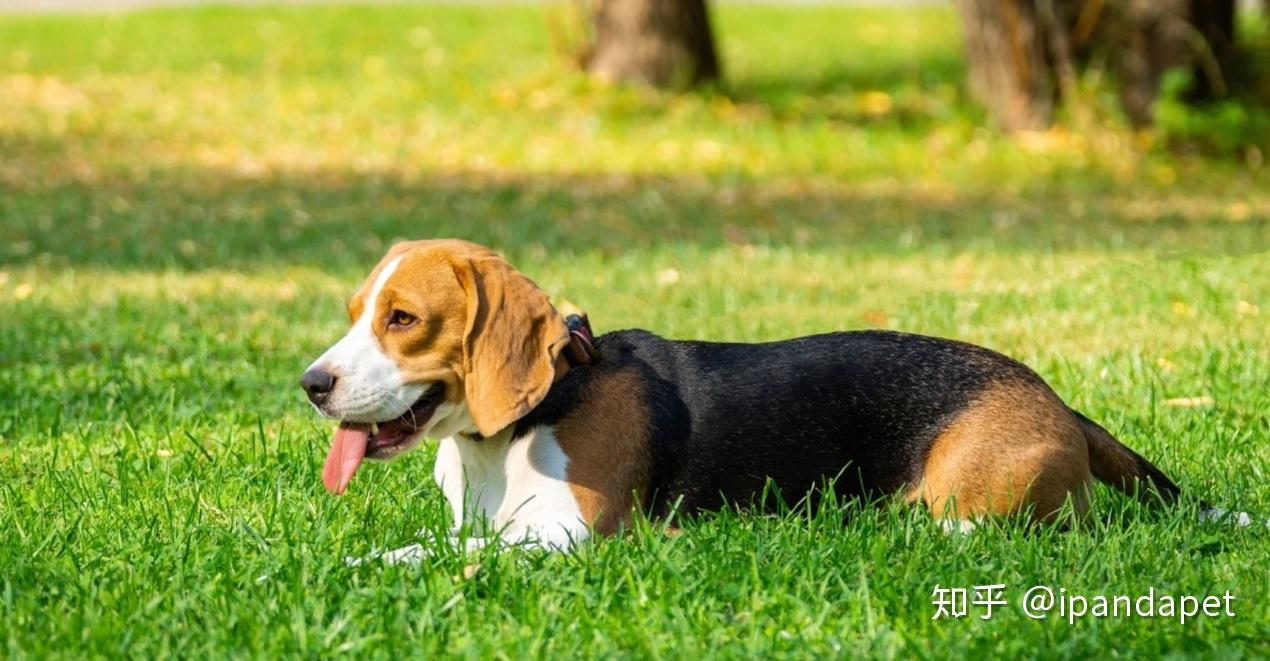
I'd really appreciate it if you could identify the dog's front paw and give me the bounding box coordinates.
[344,543,429,567]
[1198,507,1269,528]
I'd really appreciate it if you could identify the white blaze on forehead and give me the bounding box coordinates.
[353,255,402,338]
[310,256,426,422]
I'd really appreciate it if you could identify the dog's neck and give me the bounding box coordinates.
[460,313,598,444]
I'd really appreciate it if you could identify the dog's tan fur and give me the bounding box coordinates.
[911,378,1092,523]
[554,368,651,534]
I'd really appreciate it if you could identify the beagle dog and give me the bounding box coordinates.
[301,239,1192,553]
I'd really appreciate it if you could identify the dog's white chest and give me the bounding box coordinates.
[434,426,589,548]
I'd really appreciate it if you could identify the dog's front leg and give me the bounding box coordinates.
[490,425,591,551]
[498,521,587,551]
[434,437,466,530]
[380,535,490,564]
[351,527,581,566]
[344,440,474,567]
[347,532,492,566]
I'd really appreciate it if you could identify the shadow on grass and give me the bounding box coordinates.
[3,166,1267,272]
[723,52,972,129]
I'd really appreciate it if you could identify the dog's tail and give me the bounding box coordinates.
[1075,410,1268,527]
[1074,410,1182,505]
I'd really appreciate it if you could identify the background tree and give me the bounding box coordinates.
[956,0,1056,131]
[583,0,721,88]
[956,0,1240,130]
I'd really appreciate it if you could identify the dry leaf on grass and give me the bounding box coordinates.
[1164,396,1214,408]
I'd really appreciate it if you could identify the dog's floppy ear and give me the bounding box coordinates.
[452,253,569,437]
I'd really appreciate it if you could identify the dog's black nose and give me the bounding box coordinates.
[300,368,337,404]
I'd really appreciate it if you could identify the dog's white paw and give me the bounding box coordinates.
[1198,507,1269,528]
[344,533,496,567]
[344,543,430,567]
[938,519,978,535]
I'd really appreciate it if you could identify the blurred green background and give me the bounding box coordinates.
[1,1,1267,657]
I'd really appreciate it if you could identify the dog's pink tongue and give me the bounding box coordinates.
[322,423,370,495]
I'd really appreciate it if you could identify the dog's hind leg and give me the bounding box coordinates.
[912,378,1093,526]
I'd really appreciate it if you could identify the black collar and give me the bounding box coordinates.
[562,313,599,367]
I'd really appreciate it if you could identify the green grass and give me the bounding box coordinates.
[1,3,1268,658]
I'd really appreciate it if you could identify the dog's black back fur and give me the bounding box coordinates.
[516,329,1045,516]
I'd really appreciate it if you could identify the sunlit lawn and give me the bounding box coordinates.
[1,3,1268,657]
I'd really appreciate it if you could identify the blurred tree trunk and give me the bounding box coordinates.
[1187,0,1236,95]
[585,0,721,88]
[1112,0,1193,125]
[955,0,1239,130]
[1111,0,1236,125]
[955,0,1055,131]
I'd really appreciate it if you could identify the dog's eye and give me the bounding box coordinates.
[388,309,417,329]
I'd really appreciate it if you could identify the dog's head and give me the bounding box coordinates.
[301,239,569,494]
